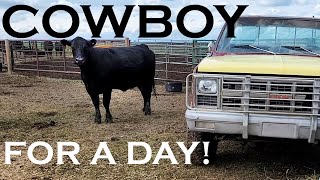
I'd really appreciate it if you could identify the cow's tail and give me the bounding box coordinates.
[152,53,157,99]
[152,80,157,99]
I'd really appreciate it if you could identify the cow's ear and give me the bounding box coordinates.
[89,39,97,47]
[61,39,71,46]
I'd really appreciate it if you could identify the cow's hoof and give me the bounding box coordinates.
[144,110,152,116]
[106,114,113,123]
[95,119,102,124]
[106,118,114,124]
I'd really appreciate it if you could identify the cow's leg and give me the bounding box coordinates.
[138,85,146,113]
[139,84,152,115]
[103,89,113,123]
[90,93,102,124]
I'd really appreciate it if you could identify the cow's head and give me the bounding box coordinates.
[61,37,97,66]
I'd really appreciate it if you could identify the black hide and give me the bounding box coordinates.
[61,37,156,124]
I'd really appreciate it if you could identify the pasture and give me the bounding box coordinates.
[0,74,319,179]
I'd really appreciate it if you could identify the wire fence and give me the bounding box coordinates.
[0,39,215,82]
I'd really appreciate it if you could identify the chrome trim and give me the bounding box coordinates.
[186,110,320,141]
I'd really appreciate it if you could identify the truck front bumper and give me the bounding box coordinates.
[186,109,320,143]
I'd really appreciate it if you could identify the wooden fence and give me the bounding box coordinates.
[0,38,214,82]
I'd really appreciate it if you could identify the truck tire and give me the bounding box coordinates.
[187,130,218,165]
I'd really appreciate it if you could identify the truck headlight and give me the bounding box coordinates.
[198,79,218,94]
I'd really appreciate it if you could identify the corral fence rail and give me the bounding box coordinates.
[132,39,215,82]
[0,38,215,82]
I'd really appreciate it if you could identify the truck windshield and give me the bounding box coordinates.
[216,17,320,56]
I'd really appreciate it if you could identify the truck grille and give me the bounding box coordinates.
[193,75,320,115]
[197,95,218,106]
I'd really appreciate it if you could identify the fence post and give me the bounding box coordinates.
[165,44,169,81]
[63,45,66,74]
[35,41,40,76]
[192,40,197,69]
[5,40,12,74]
[1,41,5,66]
[125,38,130,47]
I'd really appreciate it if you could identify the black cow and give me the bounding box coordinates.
[44,41,54,59]
[55,42,63,56]
[61,37,156,124]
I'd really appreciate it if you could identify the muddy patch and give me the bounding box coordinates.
[11,84,34,88]
[32,121,56,130]
[0,90,15,96]
[73,103,91,108]
[35,111,58,117]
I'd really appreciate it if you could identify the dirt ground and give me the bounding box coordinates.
[0,73,319,180]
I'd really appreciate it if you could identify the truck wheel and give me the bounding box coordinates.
[187,130,218,165]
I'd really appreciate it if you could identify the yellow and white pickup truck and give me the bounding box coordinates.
[186,16,320,164]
